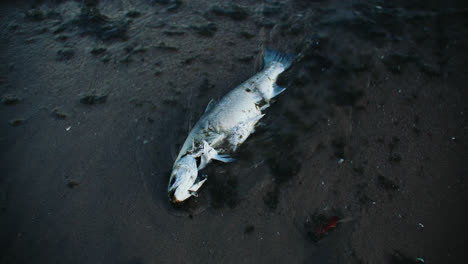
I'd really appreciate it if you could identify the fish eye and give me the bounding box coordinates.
[170,177,176,186]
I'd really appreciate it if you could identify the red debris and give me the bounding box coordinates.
[316,216,340,234]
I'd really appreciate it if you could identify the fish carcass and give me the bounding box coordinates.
[168,49,295,203]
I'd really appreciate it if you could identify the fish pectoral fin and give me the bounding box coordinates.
[249,114,265,124]
[198,141,218,170]
[204,99,217,113]
[189,178,207,193]
[189,190,198,197]
[213,154,235,163]
[198,155,209,170]
[272,83,287,98]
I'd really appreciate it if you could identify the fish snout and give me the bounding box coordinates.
[169,187,192,203]
[168,154,199,203]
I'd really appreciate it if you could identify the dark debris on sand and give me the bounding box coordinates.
[304,213,340,243]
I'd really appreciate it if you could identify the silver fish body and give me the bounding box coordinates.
[168,49,295,203]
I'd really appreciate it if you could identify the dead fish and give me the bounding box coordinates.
[168,49,295,203]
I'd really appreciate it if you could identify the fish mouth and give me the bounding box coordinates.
[168,189,176,203]
[168,187,190,204]
[168,188,183,203]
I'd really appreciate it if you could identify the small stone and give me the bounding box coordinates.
[210,3,248,20]
[56,48,75,61]
[190,23,217,37]
[244,225,255,234]
[8,23,19,31]
[67,181,79,188]
[52,107,67,119]
[119,54,132,63]
[90,47,107,55]
[101,55,111,63]
[125,10,142,18]
[153,42,178,51]
[239,31,254,39]
[163,30,185,36]
[54,34,69,42]
[237,55,253,63]
[2,94,20,105]
[79,92,108,105]
[9,118,24,126]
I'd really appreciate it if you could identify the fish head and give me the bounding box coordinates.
[168,154,199,203]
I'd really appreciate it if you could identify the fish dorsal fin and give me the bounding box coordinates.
[205,99,216,113]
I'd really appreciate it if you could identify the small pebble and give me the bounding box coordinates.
[2,94,20,105]
[9,119,24,126]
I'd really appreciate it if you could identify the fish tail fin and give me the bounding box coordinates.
[264,48,295,69]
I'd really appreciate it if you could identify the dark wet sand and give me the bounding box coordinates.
[1,0,467,263]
